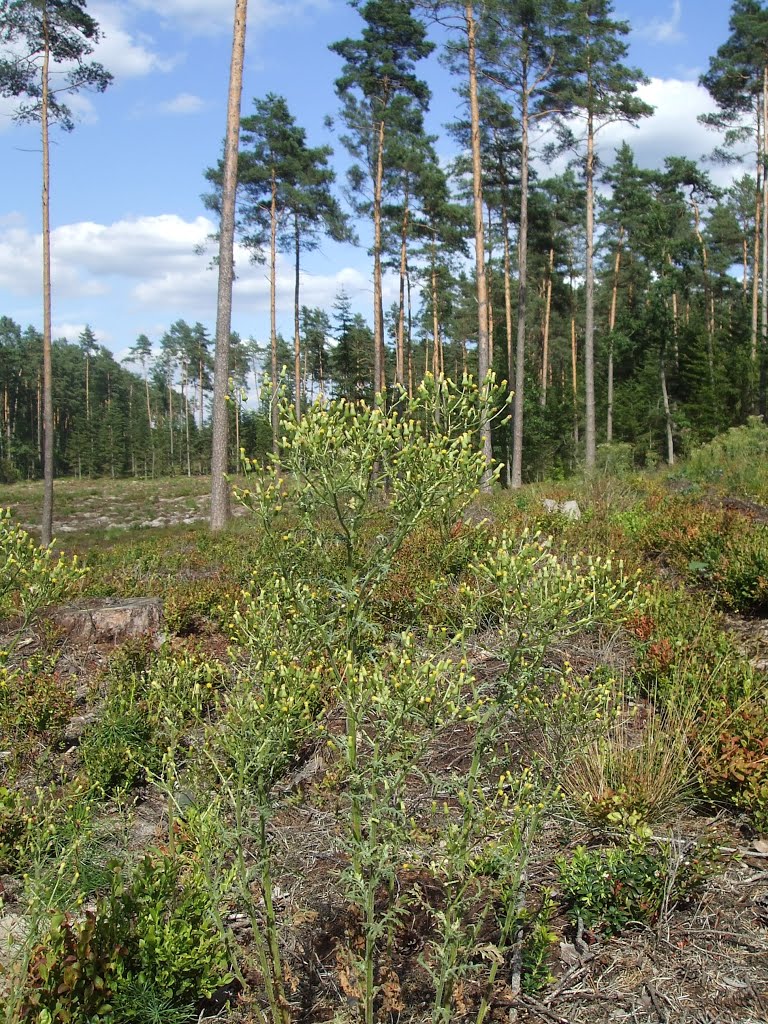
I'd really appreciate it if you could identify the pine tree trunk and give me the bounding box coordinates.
[144,369,155,478]
[511,72,529,489]
[373,114,387,395]
[183,371,191,477]
[294,211,302,420]
[431,257,441,376]
[168,383,174,467]
[210,0,248,531]
[571,315,579,445]
[270,170,279,450]
[198,359,204,432]
[691,198,715,384]
[487,204,494,368]
[396,186,409,386]
[584,109,596,470]
[85,352,91,475]
[607,228,623,443]
[502,206,513,401]
[466,1,492,485]
[751,120,761,375]
[541,246,554,410]
[406,261,413,397]
[40,9,54,546]
[661,352,674,466]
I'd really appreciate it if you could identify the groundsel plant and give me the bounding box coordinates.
[420,718,549,1024]
[0,507,87,639]
[469,528,640,691]
[331,638,477,1024]
[235,374,506,659]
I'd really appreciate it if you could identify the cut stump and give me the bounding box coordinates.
[50,597,163,646]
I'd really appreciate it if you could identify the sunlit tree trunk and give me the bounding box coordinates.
[293,212,302,420]
[396,186,409,386]
[270,170,279,450]
[211,0,248,531]
[431,257,441,376]
[511,65,530,489]
[466,1,492,485]
[606,227,623,442]
[541,246,554,410]
[41,9,53,545]
[661,351,674,466]
[584,108,596,470]
[373,114,387,394]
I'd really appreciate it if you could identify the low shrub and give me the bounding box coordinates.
[18,847,231,1023]
[557,831,718,935]
[681,417,768,501]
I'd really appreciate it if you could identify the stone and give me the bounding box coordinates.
[541,498,582,520]
[0,914,27,967]
[560,500,582,520]
[50,597,163,646]
[63,710,101,746]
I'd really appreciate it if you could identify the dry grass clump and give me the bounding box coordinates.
[562,694,703,828]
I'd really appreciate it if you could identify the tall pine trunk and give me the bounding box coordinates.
[606,227,623,442]
[511,69,529,489]
[502,205,513,399]
[396,185,410,387]
[466,3,492,485]
[541,246,554,410]
[373,114,386,394]
[41,8,54,545]
[270,170,279,451]
[431,253,442,376]
[210,0,248,531]
[584,108,596,470]
[294,211,302,420]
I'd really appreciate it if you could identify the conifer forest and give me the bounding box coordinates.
[1,3,768,1024]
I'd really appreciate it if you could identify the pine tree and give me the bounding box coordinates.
[700,0,768,405]
[477,0,570,486]
[331,0,434,395]
[557,0,653,470]
[211,0,248,532]
[0,0,112,542]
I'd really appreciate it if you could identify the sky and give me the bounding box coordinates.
[0,0,738,364]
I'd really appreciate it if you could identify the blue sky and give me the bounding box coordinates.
[0,0,737,363]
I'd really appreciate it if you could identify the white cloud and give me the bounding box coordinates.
[157,92,206,115]
[0,218,108,300]
[128,0,330,36]
[594,77,748,187]
[536,77,751,197]
[91,2,177,77]
[52,215,214,279]
[52,322,111,343]
[0,212,389,333]
[133,246,390,317]
[637,0,685,46]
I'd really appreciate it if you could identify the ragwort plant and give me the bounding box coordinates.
[235,374,505,660]
[329,641,478,1024]
[0,508,87,631]
[468,528,639,695]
